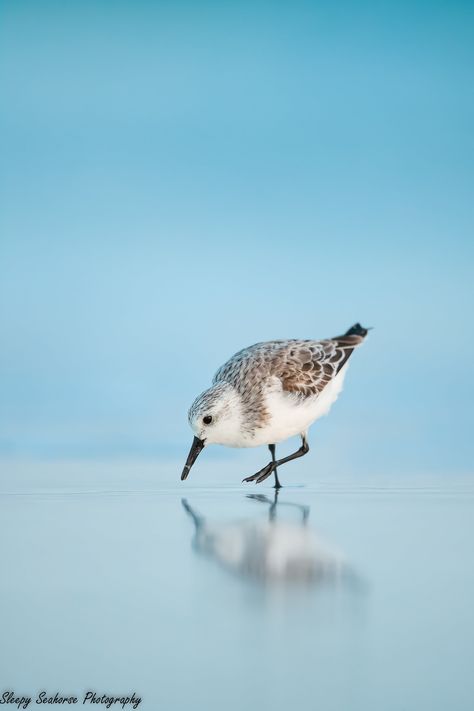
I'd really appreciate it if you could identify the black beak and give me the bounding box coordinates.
[181,436,205,481]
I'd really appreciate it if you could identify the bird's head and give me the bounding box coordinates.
[181,382,242,480]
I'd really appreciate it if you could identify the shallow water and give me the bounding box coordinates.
[1,459,473,711]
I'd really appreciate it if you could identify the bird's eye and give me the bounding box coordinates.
[203,415,213,425]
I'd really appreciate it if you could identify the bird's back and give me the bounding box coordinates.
[213,323,368,400]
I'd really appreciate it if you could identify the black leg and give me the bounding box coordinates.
[268,444,281,489]
[243,435,309,485]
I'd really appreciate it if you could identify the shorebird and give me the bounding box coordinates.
[181,323,369,487]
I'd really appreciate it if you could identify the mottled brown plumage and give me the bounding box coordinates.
[214,334,364,397]
[183,323,369,486]
[211,331,365,431]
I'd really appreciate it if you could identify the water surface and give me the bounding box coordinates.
[1,460,473,711]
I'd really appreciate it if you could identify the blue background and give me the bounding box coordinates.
[1,0,473,473]
[1,6,474,711]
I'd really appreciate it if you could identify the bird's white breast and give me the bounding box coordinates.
[246,365,349,447]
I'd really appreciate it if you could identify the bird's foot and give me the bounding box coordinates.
[242,462,275,484]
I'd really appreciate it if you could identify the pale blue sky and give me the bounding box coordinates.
[0,0,473,472]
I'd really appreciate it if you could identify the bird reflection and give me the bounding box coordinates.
[182,492,350,587]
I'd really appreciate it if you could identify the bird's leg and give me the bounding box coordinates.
[243,435,309,485]
[268,443,281,489]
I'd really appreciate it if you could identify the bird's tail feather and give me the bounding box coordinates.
[344,322,370,338]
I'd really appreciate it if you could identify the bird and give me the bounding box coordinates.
[181,322,369,488]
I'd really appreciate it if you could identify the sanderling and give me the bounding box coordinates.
[181,323,369,487]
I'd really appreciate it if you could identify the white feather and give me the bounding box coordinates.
[238,364,349,447]
[192,365,349,448]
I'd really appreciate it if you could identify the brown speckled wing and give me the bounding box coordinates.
[213,334,365,401]
[277,335,364,397]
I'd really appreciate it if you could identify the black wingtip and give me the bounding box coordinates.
[344,323,372,338]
